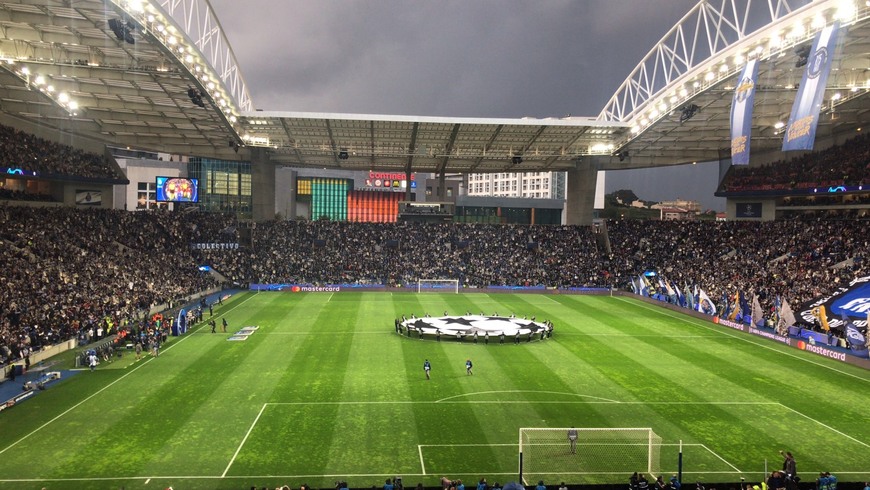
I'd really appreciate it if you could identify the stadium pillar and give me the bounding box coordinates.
[565,158,599,225]
[250,147,276,222]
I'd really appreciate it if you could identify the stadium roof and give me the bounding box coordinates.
[0,0,867,173]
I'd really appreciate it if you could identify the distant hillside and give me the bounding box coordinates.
[599,189,716,220]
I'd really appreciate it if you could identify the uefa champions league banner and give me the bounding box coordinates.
[730,58,759,165]
[799,274,870,357]
[782,22,840,151]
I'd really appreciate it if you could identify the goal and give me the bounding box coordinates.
[416,279,459,293]
[519,427,662,485]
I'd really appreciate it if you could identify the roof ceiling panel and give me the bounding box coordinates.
[0,0,866,170]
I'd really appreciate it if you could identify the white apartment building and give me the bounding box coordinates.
[466,171,566,199]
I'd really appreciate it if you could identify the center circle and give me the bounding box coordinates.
[398,315,552,340]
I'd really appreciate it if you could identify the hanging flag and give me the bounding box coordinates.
[811,305,831,331]
[684,284,695,310]
[774,296,783,330]
[840,312,867,350]
[728,290,741,321]
[721,291,731,318]
[782,22,840,151]
[739,290,751,323]
[696,289,717,316]
[730,58,759,164]
[778,299,797,335]
[751,293,764,327]
[637,275,649,297]
[673,280,686,307]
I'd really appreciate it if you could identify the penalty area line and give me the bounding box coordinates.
[418,445,426,475]
[778,403,870,449]
[223,403,268,478]
[700,443,742,473]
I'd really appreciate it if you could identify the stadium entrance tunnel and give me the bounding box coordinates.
[397,315,553,342]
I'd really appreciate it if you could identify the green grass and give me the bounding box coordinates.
[0,292,867,490]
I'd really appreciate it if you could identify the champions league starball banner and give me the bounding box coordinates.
[782,22,840,151]
[730,58,759,165]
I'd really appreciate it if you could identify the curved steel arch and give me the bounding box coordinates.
[598,0,814,123]
[150,0,254,112]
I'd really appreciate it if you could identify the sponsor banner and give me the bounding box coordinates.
[782,22,840,151]
[730,58,759,165]
[735,202,761,218]
[190,243,240,250]
[748,326,792,345]
[796,340,850,361]
[4,166,38,177]
[75,190,101,206]
[800,275,870,330]
[364,171,417,191]
[250,284,388,292]
[715,317,746,332]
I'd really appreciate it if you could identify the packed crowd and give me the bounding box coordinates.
[0,187,55,202]
[0,206,236,367]
[720,132,870,192]
[2,204,868,368]
[0,122,124,180]
[605,218,867,320]
[199,220,606,288]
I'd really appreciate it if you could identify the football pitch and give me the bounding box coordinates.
[0,291,867,490]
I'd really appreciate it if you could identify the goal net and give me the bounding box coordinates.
[416,279,459,293]
[519,427,662,485]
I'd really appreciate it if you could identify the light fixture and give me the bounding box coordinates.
[108,18,135,44]
[680,104,700,123]
[511,155,523,165]
[338,149,349,160]
[795,44,811,67]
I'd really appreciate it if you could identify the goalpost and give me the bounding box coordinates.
[416,278,460,293]
[519,427,662,485]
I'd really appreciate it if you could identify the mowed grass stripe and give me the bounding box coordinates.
[0,292,868,490]
[582,296,870,470]
[0,292,274,478]
[230,293,362,476]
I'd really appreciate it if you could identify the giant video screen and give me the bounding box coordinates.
[155,177,199,202]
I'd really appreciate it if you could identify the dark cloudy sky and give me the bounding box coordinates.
[208,0,725,210]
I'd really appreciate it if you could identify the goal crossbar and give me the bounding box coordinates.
[416,279,459,293]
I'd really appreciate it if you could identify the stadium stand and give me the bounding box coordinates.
[197,221,605,288]
[1,117,868,373]
[719,132,870,193]
[3,206,869,369]
[0,206,235,368]
[0,122,124,181]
